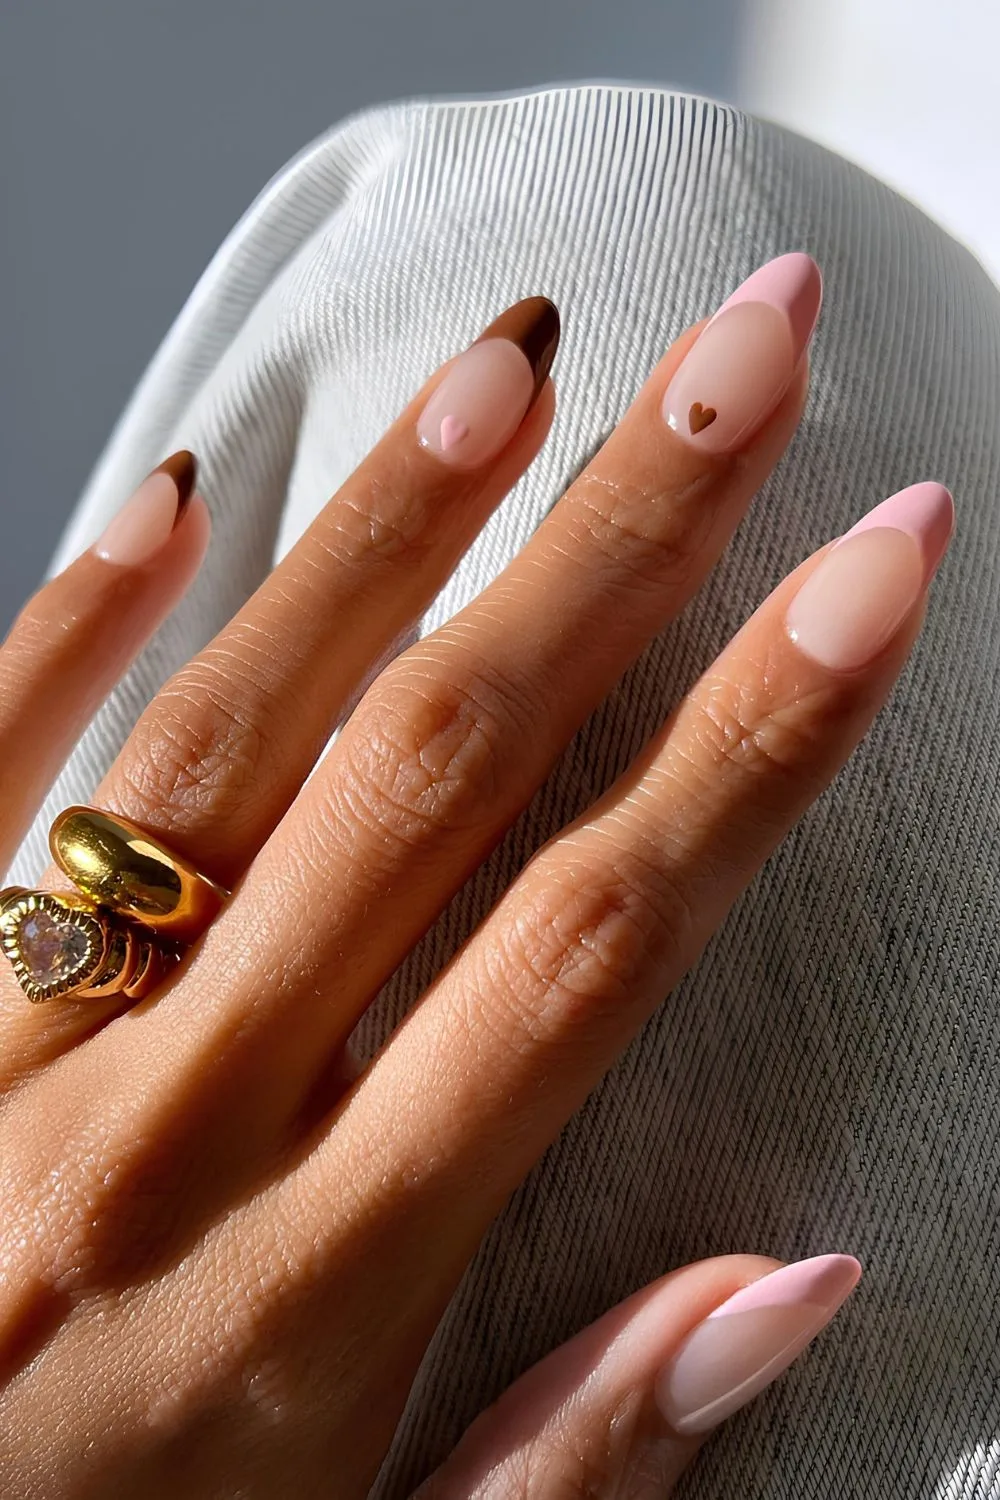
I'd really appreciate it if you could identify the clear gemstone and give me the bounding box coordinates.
[19,909,92,986]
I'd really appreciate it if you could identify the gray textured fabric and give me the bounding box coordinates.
[11,84,1000,1497]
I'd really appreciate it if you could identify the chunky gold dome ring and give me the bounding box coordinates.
[0,807,229,1004]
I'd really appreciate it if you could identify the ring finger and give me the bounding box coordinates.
[75,297,562,886]
[0,298,560,1068]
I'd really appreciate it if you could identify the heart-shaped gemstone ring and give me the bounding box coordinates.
[0,887,172,1005]
[0,806,228,1005]
[0,889,106,1001]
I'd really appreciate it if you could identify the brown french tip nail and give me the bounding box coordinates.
[415,297,561,471]
[473,296,561,400]
[94,450,199,567]
[153,449,198,522]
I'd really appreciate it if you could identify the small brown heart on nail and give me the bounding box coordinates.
[689,401,717,434]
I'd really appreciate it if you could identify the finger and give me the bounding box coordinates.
[80,298,559,886]
[280,482,951,1314]
[416,1254,860,1499]
[0,454,209,871]
[170,252,820,1109]
[0,300,556,1074]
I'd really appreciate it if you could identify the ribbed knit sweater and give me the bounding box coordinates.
[13,85,1000,1498]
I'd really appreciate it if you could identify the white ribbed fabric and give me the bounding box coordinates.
[13,85,1000,1498]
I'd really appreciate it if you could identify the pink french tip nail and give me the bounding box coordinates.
[707,251,824,359]
[656,1254,862,1436]
[661,251,823,455]
[835,480,955,583]
[785,481,955,672]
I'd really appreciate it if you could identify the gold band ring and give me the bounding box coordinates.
[49,806,228,944]
[0,807,228,1004]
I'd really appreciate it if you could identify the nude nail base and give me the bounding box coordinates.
[660,252,823,455]
[416,297,560,470]
[93,451,198,567]
[785,482,954,670]
[656,1254,861,1436]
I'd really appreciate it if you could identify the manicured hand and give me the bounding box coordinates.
[0,256,952,1497]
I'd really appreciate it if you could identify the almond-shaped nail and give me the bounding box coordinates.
[93,451,198,567]
[656,1254,861,1436]
[662,252,822,454]
[416,296,560,470]
[785,481,955,670]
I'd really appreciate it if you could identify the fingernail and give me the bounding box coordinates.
[93,450,198,566]
[656,1254,861,1436]
[661,251,822,454]
[785,481,955,671]
[416,296,560,470]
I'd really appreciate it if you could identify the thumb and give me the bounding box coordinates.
[414,1252,861,1498]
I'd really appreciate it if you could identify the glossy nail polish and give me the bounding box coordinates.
[785,481,955,670]
[656,1254,861,1436]
[93,450,198,566]
[661,252,823,454]
[416,296,560,470]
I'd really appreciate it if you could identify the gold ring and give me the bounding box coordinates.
[0,887,177,1003]
[49,806,228,943]
[0,807,228,1004]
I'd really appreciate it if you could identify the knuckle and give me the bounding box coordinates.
[119,654,274,831]
[501,855,685,1026]
[693,661,830,783]
[335,660,529,857]
[558,1388,645,1499]
[3,595,51,664]
[495,1448,537,1500]
[567,470,708,594]
[0,586,78,702]
[459,1389,645,1500]
[317,474,437,573]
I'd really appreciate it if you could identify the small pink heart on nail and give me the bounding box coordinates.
[439,414,470,452]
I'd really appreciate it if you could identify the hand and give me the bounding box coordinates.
[0,255,953,1498]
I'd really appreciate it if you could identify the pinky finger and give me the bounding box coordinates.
[414,1253,861,1499]
[0,452,210,868]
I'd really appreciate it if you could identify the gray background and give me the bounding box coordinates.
[0,0,738,631]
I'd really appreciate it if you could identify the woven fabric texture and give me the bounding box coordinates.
[12,85,1000,1498]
